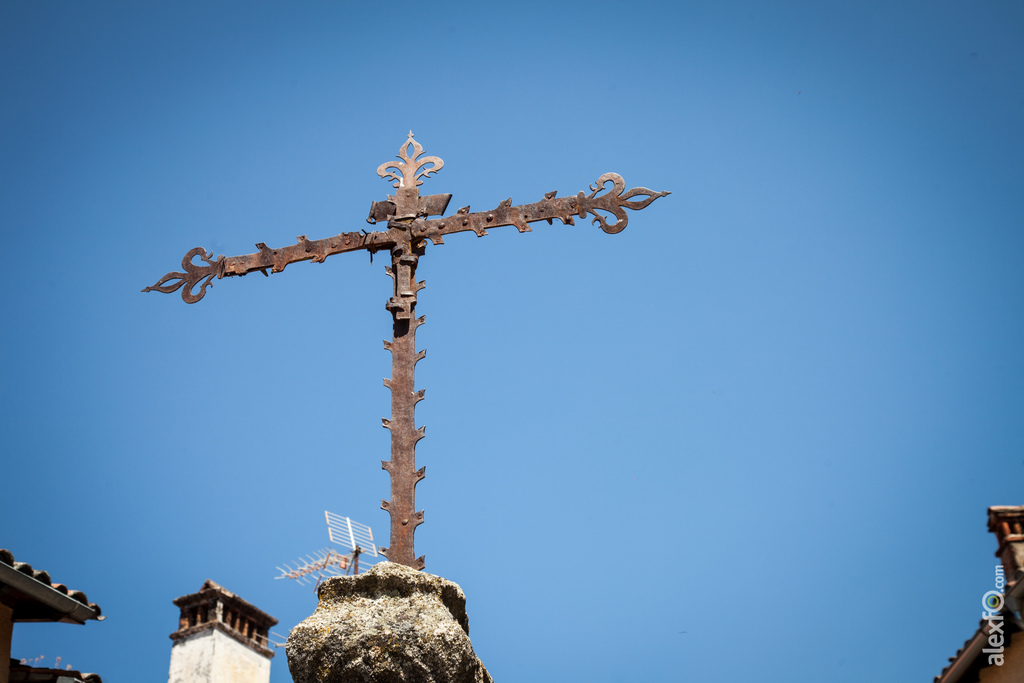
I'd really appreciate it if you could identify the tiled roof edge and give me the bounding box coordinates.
[0,550,101,622]
[7,663,102,683]
[934,572,1024,683]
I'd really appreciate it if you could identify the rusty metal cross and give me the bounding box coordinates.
[144,133,669,570]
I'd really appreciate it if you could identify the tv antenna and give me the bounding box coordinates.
[275,512,380,590]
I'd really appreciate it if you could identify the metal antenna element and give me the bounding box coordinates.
[274,548,352,587]
[325,511,378,556]
[275,513,380,588]
[146,133,670,570]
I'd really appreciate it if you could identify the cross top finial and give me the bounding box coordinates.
[376,133,444,190]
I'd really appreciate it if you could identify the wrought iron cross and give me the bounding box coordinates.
[144,133,669,570]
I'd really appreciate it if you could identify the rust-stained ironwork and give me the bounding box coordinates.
[144,132,669,570]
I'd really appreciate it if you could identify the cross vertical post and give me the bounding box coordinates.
[380,240,427,569]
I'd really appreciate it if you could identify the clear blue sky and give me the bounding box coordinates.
[2,1,1021,682]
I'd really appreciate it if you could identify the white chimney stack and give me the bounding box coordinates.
[167,580,277,683]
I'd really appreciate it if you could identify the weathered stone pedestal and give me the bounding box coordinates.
[286,562,492,683]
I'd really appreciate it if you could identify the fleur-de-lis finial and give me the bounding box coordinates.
[376,132,444,189]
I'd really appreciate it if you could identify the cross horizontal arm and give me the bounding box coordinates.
[142,172,668,304]
[142,227,401,303]
[411,172,669,243]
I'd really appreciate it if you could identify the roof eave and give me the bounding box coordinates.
[935,571,1024,683]
[0,562,101,624]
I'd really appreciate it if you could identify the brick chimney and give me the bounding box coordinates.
[167,580,277,683]
[988,506,1024,582]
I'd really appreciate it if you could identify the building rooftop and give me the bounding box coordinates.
[8,662,102,683]
[0,549,102,624]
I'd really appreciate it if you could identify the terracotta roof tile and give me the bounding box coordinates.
[0,549,101,620]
